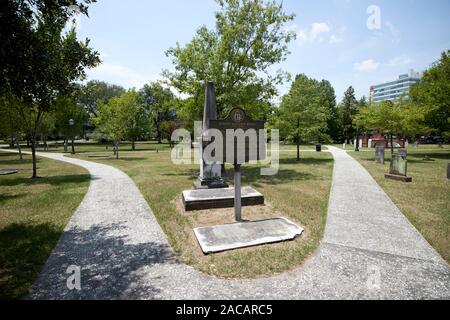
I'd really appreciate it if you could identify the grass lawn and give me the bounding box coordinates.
[350,146,450,264]
[72,145,334,278]
[0,152,89,299]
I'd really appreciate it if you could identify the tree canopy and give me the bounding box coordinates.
[78,80,126,116]
[410,50,450,139]
[93,90,146,157]
[139,82,176,143]
[338,86,358,143]
[278,74,330,160]
[164,0,296,121]
[0,0,100,177]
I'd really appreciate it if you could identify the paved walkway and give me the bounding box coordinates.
[1,147,449,299]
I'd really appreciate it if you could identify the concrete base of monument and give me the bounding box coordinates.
[385,173,412,182]
[192,178,229,190]
[193,217,303,254]
[0,169,18,175]
[182,186,264,211]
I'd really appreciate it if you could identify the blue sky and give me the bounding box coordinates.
[74,0,450,102]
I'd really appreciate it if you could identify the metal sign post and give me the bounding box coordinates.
[234,163,242,221]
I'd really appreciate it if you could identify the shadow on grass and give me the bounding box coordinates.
[278,157,333,165]
[240,167,317,186]
[0,222,178,300]
[407,152,450,161]
[28,142,172,154]
[0,174,91,187]
[0,193,28,203]
[26,223,177,299]
[162,168,198,181]
[0,158,38,166]
[0,223,62,300]
[114,157,147,161]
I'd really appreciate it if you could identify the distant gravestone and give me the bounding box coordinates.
[375,145,385,164]
[385,149,412,182]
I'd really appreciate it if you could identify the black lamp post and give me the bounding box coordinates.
[355,126,360,152]
[69,118,75,154]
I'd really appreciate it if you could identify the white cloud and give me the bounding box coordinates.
[387,55,413,67]
[86,62,159,89]
[329,35,344,44]
[297,29,308,43]
[291,22,343,45]
[385,21,401,43]
[99,52,110,59]
[310,22,331,40]
[354,59,380,71]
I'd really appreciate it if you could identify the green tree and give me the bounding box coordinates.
[78,80,126,117]
[355,100,429,156]
[54,96,89,153]
[410,50,450,140]
[160,120,180,148]
[0,94,25,159]
[279,74,329,161]
[139,82,176,144]
[319,80,341,142]
[93,90,146,158]
[0,0,100,178]
[338,86,358,144]
[37,112,55,151]
[164,0,295,121]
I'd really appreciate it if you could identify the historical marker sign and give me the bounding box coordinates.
[209,108,266,165]
[208,108,266,221]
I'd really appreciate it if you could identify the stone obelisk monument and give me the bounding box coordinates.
[193,81,228,189]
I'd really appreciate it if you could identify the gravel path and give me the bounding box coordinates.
[2,148,448,299]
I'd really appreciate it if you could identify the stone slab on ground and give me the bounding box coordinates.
[182,186,264,211]
[87,155,111,158]
[0,169,18,175]
[193,217,303,254]
[385,173,412,182]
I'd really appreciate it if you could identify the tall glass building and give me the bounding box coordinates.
[369,69,422,103]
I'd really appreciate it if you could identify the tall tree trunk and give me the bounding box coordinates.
[390,134,394,157]
[10,135,14,148]
[131,139,135,151]
[30,136,37,178]
[15,134,23,160]
[71,137,75,154]
[296,118,300,161]
[116,141,119,159]
[157,124,162,144]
